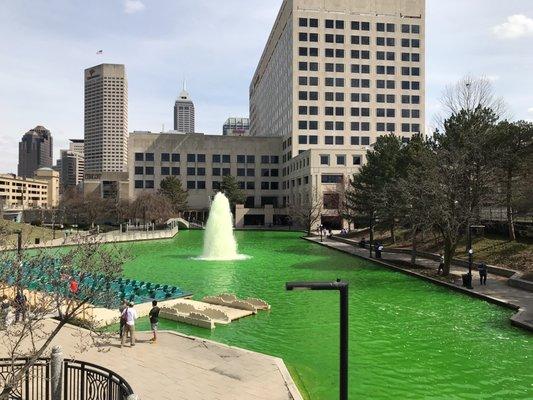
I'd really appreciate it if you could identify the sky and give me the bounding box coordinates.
[0,0,532,173]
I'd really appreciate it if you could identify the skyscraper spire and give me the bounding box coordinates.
[174,80,195,133]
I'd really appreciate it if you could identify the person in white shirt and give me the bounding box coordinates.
[121,302,138,347]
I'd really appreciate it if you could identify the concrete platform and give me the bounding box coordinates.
[0,319,303,400]
[173,299,256,322]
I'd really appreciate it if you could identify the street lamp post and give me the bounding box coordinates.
[286,280,349,400]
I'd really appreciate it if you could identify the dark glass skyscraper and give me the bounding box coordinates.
[18,125,53,178]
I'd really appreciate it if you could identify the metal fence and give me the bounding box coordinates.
[0,354,135,400]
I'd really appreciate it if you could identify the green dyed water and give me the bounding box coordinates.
[120,230,532,399]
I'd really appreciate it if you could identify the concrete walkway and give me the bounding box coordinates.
[306,236,533,332]
[0,319,302,400]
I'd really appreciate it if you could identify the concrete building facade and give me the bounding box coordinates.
[0,168,59,210]
[128,132,285,225]
[18,126,53,178]
[250,0,425,227]
[173,89,195,133]
[84,64,128,174]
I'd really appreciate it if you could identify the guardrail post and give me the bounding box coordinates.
[50,346,63,400]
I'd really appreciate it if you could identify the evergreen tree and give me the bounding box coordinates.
[159,176,188,212]
[220,175,246,209]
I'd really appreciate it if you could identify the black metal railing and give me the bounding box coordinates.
[0,358,134,400]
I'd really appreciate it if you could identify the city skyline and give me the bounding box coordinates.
[0,0,532,173]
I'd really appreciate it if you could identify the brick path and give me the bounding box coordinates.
[305,236,533,332]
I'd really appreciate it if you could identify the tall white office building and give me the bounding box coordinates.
[84,64,128,174]
[249,0,425,227]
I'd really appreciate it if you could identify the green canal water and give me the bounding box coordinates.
[119,230,532,399]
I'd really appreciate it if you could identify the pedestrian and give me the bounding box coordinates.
[121,301,137,347]
[118,299,128,339]
[478,262,488,286]
[377,243,384,259]
[149,300,160,343]
[437,254,445,275]
[1,295,10,328]
[69,277,79,295]
[14,290,27,323]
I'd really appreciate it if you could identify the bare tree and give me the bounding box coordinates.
[0,234,128,399]
[288,187,323,236]
[440,75,507,118]
[130,192,174,226]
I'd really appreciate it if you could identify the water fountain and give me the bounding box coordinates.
[197,192,248,261]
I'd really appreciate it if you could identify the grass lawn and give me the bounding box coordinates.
[0,219,64,247]
[348,228,533,272]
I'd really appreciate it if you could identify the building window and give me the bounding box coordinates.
[212,154,221,163]
[187,181,195,189]
[197,154,206,163]
[171,153,180,162]
[187,167,195,176]
[135,153,144,161]
[187,154,195,162]
[145,180,154,189]
[161,153,170,162]
[336,155,346,165]
[134,166,143,175]
[197,181,206,189]
[320,155,330,165]
[197,167,205,176]
[237,168,245,177]
[161,167,170,175]
[145,153,154,162]
[171,167,180,175]
[134,180,143,189]
[145,166,154,175]
[237,155,246,163]
[247,181,255,190]
[321,175,343,184]
[222,154,231,163]
[361,136,370,145]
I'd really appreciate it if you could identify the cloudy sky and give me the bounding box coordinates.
[0,0,532,173]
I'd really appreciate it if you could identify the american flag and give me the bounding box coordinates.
[96,50,103,55]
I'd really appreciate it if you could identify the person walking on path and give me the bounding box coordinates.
[149,300,160,343]
[14,290,27,323]
[478,262,488,286]
[118,300,128,339]
[121,302,137,348]
[437,254,445,275]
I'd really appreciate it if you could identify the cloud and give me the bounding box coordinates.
[528,107,533,114]
[492,14,533,39]
[124,0,145,14]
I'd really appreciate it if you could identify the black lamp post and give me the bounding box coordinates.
[286,280,349,400]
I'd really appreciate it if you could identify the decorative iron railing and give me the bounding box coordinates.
[0,356,135,400]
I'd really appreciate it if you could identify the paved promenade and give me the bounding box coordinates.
[306,236,533,332]
[0,320,302,400]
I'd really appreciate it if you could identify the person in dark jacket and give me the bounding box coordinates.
[478,262,488,285]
